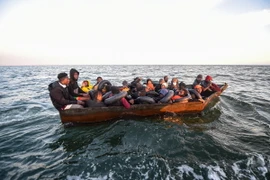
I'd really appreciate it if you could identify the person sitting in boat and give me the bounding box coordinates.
[106,86,133,109]
[201,75,221,97]
[171,82,188,100]
[86,89,106,107]
[169,78,179,92]
[163,76,169,88]
[131,77,144,92]
[93,76,103,90]
[192,74,203,88]
[81,80,93,93]
[120,80,130,92]
[145,79,155,92]
[48,72,85,111]
[190,84,205,102]
[159,83,169,98]
[68,68,90,100]
[155,78,165,93]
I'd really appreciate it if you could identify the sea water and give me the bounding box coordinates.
[0,65,269,179]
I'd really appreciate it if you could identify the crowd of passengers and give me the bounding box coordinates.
[48,68,221,111]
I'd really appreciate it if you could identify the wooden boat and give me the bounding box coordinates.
[60,83,228,124]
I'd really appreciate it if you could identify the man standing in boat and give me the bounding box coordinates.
[48,72,85,111]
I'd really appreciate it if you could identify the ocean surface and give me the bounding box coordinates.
[0,65,269,180]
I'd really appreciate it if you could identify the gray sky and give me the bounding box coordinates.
[0,0,270,65]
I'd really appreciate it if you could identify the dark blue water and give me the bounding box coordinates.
[0,65,269,179]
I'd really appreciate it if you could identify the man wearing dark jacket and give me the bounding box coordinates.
[68,68,89,98]
[48,72,84,111]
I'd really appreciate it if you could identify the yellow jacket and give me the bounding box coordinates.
[81,80,93,93]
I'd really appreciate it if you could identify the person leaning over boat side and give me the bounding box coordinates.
[93,77,103,90]
[200,75,221,97]
[68,68,90,100]
[145,79,155,92]
[48,73,85,111]
[192,74,203,88]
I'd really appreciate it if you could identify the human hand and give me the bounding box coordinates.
[77,100,85,105]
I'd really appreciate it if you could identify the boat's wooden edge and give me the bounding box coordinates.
[59,83,228,123]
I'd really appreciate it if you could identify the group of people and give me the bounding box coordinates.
[48,68,221,111]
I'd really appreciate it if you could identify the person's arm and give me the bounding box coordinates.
[51,88,77,106]
[121,98,131,109]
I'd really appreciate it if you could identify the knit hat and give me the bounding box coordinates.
[57,72,68,80]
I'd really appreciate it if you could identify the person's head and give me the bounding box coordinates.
[101,84,111,94]
[194,85,202,94]
[171,78,178,87]
[161,83,167,89]
[164,76,169,82]
[96,77,103,83]
[93,90,103,102]
[82,80,89,87]
[196,74,203,81]
[159,79,165,84]
[122,80,128,87]
[58,72,70,85]
[146,79,153,85]
[205,75,213,83]
[179,82,186,89]
[111,86,120,95]
[134,77,142,83]
[69,68,79,81]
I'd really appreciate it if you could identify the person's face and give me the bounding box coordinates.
[97,78,102,83]
[196,77,202,81]
[164,77,168,82]
[62,77,70,85]
[82,81,87,87]
[74,72,79,80]
[147,80,152,85]
[160,80,165,84]
[161,85,166,89]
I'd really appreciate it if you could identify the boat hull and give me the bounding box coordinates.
[60,83,228,124]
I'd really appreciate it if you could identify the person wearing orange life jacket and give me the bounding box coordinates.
[145,79,155,92]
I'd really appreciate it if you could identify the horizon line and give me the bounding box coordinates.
[0,64,270,67]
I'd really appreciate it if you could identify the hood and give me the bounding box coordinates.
[48,81,61,92]
[70,68,79,81]
[85,80,92,88]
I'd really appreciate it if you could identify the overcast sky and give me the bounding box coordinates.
[0,0,270,65]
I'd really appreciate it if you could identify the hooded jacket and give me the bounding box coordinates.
[68,68,85,97]
[81,80,93,93]
[48,81,77,111]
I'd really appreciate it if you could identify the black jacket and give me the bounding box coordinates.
[48,81,77,111]
[68,68,85,97]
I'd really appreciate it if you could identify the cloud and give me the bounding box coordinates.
[217,0,270,14]
[0,0,269,65]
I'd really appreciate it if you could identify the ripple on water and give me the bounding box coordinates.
[0,65,270,179]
